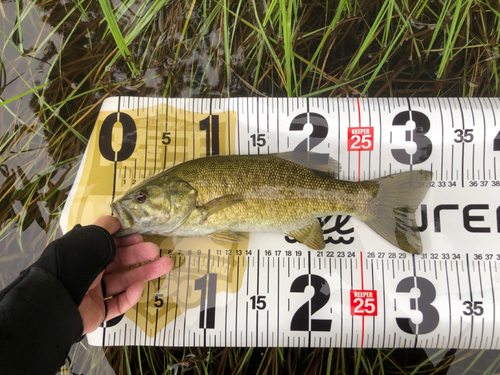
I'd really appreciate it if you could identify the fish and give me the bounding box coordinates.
[111,152,432,253]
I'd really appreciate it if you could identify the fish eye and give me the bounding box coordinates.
[135,192,147,203]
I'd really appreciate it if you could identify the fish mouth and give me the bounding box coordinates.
[111,202,139,236]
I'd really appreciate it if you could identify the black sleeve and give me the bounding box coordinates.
[0,224,116,375]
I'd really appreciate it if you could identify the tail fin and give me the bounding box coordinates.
[363,170,432,254]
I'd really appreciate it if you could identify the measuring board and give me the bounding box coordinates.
[60,97,500,349]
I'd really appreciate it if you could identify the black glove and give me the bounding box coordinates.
[0,224,116,375]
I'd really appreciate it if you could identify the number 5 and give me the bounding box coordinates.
[358,134,372,149]
[363,297,376,314]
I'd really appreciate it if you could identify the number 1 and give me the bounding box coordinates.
[199,115,220,157]
[194,273,217,329]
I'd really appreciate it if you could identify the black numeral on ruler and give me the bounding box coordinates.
[195,273,217,329]
[290,274,332,332]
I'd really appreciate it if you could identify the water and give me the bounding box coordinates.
[1,0,499,373]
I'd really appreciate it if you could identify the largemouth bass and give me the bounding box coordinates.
[112,153,432,253]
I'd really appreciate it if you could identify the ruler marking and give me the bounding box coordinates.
[192,100,196,158]
[339,258,343,347]
[349,258,354,348]
[171,254,182,346]
[225,253,230,346]
[435,98,445,180]
[144,97,150,176]
[478,99,487,180]
[466,254,473,301]
[275,99,279,153]
[457,99,466,187]
[245,268,249,347]
[465,254,474,350]
[235,257,240,345]
[407,98,413,170]
[472,144,476,180]
[277,255,280,347]
[163,256,173,346]
[444,260,452,348]
[154,98,159,174]
[256,99,260,155]
[237,99,241,153]
[411,254,418,348]
[478,261,484,299]
[479,314,485,349]
[489,262,496,349]
[153,253,162,345]
[381,259,386,347]
[455,260,462,300]
[173,99,178,166]
[267,257,271,294]
[246,97,250,154]
[346,100,351,180]
[183,253,191,347]
[163,99,168,170]
[256,250,260,347]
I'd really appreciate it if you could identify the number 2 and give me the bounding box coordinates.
[289,112,328,152]
[290,274,332,332]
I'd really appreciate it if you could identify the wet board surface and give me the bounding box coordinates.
[60,97,500,348]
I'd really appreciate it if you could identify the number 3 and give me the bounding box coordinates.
[395,276,439,334]
[391,110,432,165]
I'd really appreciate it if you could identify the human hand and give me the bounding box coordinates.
[78,216,173,334]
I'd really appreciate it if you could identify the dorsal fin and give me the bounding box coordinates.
[275,151,341,178]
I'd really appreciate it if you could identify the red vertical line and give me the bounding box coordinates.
[360,251,365,348]
[357,98,361,181]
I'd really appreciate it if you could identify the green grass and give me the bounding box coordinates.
[1,0,500,374]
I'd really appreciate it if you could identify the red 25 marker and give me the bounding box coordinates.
[350,290,378,316]
[347,127,374,151]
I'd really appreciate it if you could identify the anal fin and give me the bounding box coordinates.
[286,219,325,250]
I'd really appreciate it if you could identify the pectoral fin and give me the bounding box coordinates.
[210,230,248,242]
[198,194,244,224]
[286,219,325,250]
